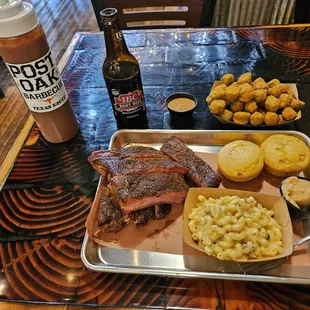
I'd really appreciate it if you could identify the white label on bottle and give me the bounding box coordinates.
[115,30,124,41]
[5,50,68,113]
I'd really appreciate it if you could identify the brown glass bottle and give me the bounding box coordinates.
[101,8,148,129]
[0,1,79,143]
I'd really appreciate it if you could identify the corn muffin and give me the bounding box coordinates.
[261,134,310,177]
[218,140,264,182]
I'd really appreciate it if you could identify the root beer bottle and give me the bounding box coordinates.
[101,8,148,129]
[0,0,79,143]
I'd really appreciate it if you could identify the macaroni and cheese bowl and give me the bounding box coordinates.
[183,188,293,262]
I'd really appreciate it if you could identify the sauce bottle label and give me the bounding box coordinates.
[5,50,68,113]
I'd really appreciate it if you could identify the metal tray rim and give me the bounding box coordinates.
[82,129,310,284]
[81,232,310,284]
[109,129,310,149]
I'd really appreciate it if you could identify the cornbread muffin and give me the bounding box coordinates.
[218,140,264,182]
[261,134,310,177]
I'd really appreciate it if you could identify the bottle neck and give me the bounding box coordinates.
[103,19,129,58]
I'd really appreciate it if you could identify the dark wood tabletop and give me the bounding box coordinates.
[1,25,310,310]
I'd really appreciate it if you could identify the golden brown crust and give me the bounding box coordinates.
[233,111,251,125]
[218,140,264,182]
[207,74,302,126]
[261,134,310,177]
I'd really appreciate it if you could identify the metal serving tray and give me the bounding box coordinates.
[81,130,310,284]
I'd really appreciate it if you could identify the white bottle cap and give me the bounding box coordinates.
[0,0,39,38]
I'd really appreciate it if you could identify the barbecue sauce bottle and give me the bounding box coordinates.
[101,8,148,129]
[0,0,79,143]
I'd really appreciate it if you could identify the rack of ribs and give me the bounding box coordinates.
[108,173,188,212]
[88,146,169,176]
[89,145,189,233]
[161,136,222,188]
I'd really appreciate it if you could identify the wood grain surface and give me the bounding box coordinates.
[1,1,310,310]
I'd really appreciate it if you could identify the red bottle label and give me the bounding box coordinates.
[113,89,144,114]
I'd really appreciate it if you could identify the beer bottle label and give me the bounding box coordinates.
[6,50,68,113]
[112,89,145,114]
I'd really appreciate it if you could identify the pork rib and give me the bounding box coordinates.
[108,173,188,212]
[97,187,173,231]
[88,146,169,176]
[154,204,172,220]
[160,136,221,188]
[89,157,188,177]
[90,146,167,160]
[97,187,126,232]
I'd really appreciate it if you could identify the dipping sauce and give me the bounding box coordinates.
[281,176,310,209]
[168,98,195,112]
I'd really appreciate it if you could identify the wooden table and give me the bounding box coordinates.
[1,26,310,310]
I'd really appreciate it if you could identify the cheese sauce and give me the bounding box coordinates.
[168,98,195,112]
[281,177,310,209]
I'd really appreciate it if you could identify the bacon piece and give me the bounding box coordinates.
[160,136,222,188]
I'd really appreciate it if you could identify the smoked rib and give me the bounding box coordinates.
[108,173,188,212]
[160,136,221,188]
[88,157,188,177]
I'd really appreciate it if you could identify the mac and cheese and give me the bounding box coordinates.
[188,195,284,261]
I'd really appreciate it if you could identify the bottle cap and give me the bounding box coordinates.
[0,0,39,38]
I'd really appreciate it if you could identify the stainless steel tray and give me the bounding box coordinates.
[81,130,310,284]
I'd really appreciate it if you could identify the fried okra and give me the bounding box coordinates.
[209,99,226,115]
[253,77,269,90]
[282,107,297,121]
[257,108,266,116]
[254,89,268,103]
[287,88,297,99]
[268,79,280,88]
[238,72,252,84]
[207,73,303,126]
[225,84,240,102]
[290,98,305,111]
[221,73,234,85]
[250,111,264,126]
[268,84,287,98]
[264,112,278,125]
[278,115,285,124]
[239,83,255,102]
[230,100,244,112]
[219,109,234,121]
[206,84,227,104]
[233,111,251,125]
[279,93,292,109]
[265,95,280,112]
[244,100,258,113]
